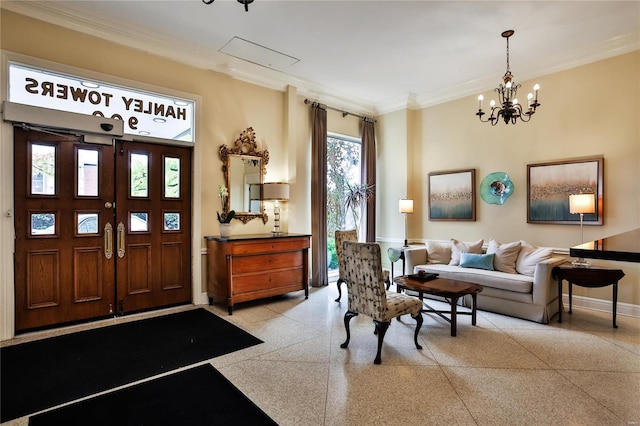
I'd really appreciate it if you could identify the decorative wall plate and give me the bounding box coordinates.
[480,172,514,205]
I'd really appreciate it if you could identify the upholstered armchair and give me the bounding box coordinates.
[334,229,390,302]
[340,241,423,364]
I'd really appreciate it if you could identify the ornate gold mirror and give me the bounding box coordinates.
[219,127,269,224]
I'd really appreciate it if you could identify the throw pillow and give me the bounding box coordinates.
[486,239,521,274]
[427,241,452,264]
[516,241,553,276]
[459,252,495,271]
[449,238,484,266]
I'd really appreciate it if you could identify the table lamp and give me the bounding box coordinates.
[569,193,595,267]
[263,182,289,236]
[399,198,413,247]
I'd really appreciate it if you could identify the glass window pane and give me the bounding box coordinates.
[164,213,180,231]
[164,157,180,198]
[31,213,55,235]
[130,153,148,197]
[31,144,56,195]
[326,133,362,273]
[130,212,148,232]
[77,213,99,234]
[78,149,99,196]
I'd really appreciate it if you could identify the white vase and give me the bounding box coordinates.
[219,223,231,238]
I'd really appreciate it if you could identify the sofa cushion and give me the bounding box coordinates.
[427,241,451,264]
[449,239,484,266]
[486,239,521,274]
[415,264,533,294]
[460,252,495,270]
[517,241,553,276]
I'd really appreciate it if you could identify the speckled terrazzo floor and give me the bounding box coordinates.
[3,283,639,426]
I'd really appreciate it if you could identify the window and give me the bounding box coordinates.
[326,132,362,273]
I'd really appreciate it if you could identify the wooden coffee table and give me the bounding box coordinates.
[394,276,483,336]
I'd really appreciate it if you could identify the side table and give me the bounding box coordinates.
[552,264,625,328]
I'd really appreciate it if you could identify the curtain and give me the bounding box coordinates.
[361,118,376,243]
[311,105,328,287]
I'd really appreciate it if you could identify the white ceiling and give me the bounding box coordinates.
[3,1,639,115]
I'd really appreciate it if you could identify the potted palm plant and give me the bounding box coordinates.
[343,182,374,237]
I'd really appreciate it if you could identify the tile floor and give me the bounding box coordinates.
[3,283,640,426]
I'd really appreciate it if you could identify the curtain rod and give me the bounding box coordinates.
[303,99,376,123]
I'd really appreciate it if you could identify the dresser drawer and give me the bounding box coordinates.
[233,251,303,274]
[231,237,309,255]
[233,268,304,295]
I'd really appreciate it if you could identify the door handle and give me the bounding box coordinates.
[104,222,113,259]
[117,222,126,258]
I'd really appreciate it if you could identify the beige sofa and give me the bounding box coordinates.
[403,239,567,324]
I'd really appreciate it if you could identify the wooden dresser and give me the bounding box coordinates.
[205,233,311,314]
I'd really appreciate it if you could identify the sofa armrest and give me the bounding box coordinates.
[404,247,428,275]
[532,255,568,305]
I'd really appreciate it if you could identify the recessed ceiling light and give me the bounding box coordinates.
[81,81,100,88]
[174,100,189,106]
[153,118,166,123]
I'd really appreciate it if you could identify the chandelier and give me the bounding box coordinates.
[476,30,540,125]
[202,0,253,12]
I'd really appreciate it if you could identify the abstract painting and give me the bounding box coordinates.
[527,156,603,224]
[428,169,476,221]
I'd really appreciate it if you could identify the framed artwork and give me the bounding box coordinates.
[428,168,476,221]
[527,156,603,225]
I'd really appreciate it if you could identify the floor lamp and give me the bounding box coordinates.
[569,193,595,267]
[399,199,413,247]
[263,182,290,236]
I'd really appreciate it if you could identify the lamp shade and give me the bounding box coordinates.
[262,182,289,201]
[569,193,595,214]
[399,199,414,214]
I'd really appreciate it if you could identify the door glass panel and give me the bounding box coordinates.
[130,212,148,232]
[77,213,99,234]
[130,153,149,197]
[31,144,56,195]
[164,212,180,231]
[77,149,99,196]
[31,212,56,235]
[164,156,180,199]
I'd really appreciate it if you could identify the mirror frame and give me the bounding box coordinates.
[219,127,269,224]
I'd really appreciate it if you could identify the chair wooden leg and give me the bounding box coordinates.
[412,313,423,350]
[373,320,390,364]
[385,276,391,291]
[340,311,358,348]
[335,278,344,302]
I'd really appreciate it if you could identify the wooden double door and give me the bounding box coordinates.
[14,128,192,332]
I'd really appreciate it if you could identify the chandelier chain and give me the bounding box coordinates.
[505,35,510,75]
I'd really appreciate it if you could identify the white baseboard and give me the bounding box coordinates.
[562,294,640,319]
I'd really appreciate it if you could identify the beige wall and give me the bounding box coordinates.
[378,51,640,307]
[2,10,639,314]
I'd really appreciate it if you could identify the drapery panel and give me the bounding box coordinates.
[361,119,376,243]
[311,105,328,287]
